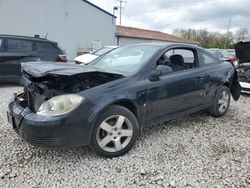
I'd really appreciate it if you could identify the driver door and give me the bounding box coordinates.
[146,47,205,123]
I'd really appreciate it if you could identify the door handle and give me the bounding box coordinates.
[196,76,204,80]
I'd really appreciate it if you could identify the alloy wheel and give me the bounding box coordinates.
[96,115,133,153]
[218,90,230,113]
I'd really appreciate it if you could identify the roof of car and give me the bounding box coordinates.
[127,42,198,48]
[0,34,57,44]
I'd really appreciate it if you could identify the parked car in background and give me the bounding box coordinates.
[235,41,250,93]
[0,34,67,83]
[74,46,118,64]
[221,49,238,66]
[8,43,241,158]
[208,48,238,67]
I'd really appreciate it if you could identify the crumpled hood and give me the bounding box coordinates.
[21,62,111,78]
[235,41,250,64]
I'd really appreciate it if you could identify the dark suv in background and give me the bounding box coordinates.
[0,35,67,83]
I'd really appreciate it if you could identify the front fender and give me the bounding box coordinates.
[95,97,143,123]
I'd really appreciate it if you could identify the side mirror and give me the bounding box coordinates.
[149,65,174,81]
[156,65,173,75]
[149,70,161,81]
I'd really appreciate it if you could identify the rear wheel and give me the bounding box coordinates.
[207,86,231,117]
[90,105,139,158]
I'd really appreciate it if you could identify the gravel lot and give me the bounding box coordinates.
[0,86,249,188]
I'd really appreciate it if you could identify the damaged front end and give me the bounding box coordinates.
[7,62,124,148]
[21,62,123,112]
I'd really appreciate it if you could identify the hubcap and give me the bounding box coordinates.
[96,115,133,152]
[218,90,230,113]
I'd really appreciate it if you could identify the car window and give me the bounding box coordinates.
[36,42,60,61]
[88,45,161,76]
[37,42,59,53]
[222,50,235,57]
[7,39,33,52]
[166,49,194,63]
[207,49,223,58]
[200,51,220,66]
[156,48,196,75]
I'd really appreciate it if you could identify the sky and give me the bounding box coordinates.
[88,0,250,35]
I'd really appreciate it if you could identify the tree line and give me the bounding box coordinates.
[173,28,249,49]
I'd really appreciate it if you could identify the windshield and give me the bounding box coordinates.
[88,45,161,76]
[92,47,114,56]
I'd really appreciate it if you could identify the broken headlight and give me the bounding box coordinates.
[37,94,84,116]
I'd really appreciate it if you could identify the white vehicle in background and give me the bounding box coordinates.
[74,46,118,64]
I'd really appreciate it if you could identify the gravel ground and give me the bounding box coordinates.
[0,86,249,188]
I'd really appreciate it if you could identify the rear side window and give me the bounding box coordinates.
[7,39,33,52]
[37,42,59,53]
[166,49,194,63]
[200,51,220,66]
[36,42,60,61]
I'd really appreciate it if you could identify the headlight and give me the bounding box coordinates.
[37,94,84,116]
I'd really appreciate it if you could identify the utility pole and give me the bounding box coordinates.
[113,6,118,24]
[116,0,126,25]
[224,18,231,49]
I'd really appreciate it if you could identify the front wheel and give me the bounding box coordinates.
[207,86,231,117]
[90,105,139,158]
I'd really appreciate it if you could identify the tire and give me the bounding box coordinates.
[90,105,139,158]
[207,86,231,117]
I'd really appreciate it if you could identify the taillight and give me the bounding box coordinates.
[233,60,239,67]
[57,55,68,62]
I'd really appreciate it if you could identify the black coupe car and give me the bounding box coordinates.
[7,43,241,158]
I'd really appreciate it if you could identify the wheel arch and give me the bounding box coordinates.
[108,99,143,133]
[87,99,142,144]
[112,100,139,119]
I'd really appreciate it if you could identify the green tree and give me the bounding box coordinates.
[235,28,249,42]
[173,28,235,48]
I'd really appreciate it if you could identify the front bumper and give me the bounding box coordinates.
[239,74,250,94]
[8,93,95,148]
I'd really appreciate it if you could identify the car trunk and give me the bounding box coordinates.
[235,41,250,84]
[21,62,123,112]
[235,41,250,64]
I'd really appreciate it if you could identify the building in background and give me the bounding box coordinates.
[116,26,198,46]
[0,0,198,60]
[0,0,116,59]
